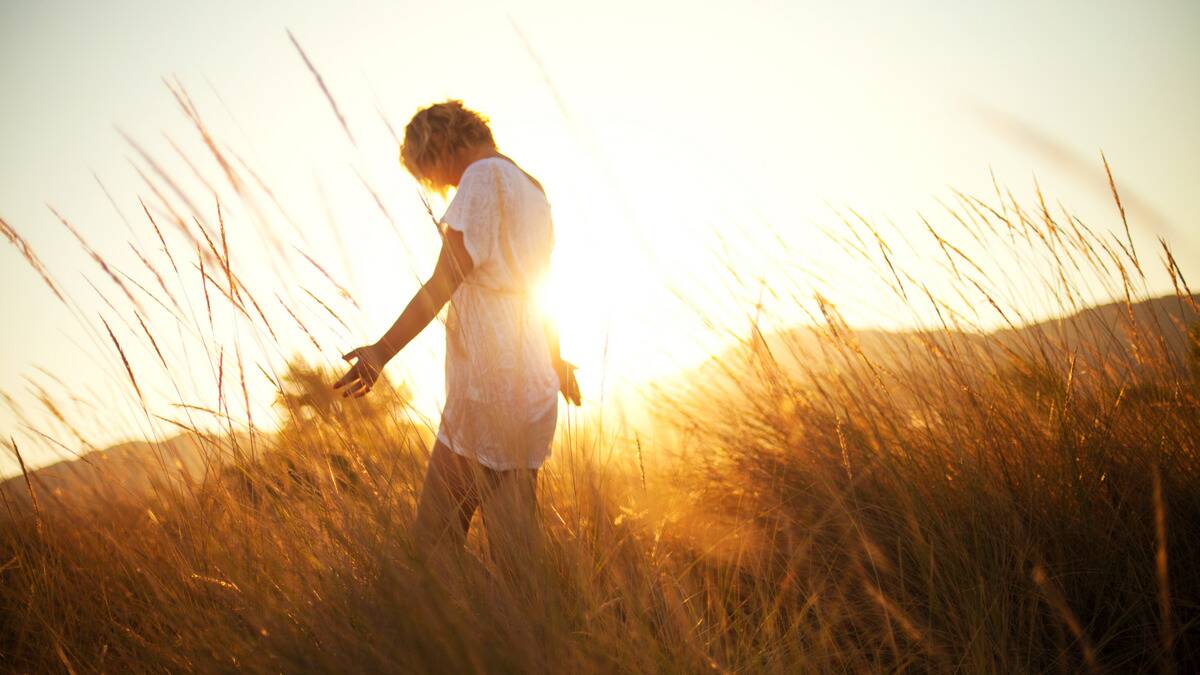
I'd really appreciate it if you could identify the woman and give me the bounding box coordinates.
[334,100,579,563]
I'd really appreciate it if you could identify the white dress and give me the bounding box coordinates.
[435,157,559,471]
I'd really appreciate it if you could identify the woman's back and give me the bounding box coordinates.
[447,157,553,293]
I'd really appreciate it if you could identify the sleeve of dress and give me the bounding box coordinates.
[440,161,500,268]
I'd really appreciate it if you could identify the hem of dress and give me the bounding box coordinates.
[435,430,550,471]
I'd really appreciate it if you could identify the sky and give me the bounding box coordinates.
[1,0,1198,474]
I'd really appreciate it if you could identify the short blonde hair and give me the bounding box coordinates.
[399,100,495,192]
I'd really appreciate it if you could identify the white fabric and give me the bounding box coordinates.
[436,157,559,470]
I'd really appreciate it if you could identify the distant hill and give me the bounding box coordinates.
[656,294,1199,404]
[991,293,1199,373]
[1,432,243,508]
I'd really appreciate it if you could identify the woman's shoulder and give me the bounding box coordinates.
[465,156,542,188]
[461,156,510,183]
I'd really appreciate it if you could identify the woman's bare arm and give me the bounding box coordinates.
[542,315,581,405]
[374,229,472,359]
[334,228,473,398]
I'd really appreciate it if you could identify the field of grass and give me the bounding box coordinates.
[2,67,1199,673]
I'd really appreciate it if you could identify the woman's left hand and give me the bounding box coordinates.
[334,343,390,398]
[555,358,582,406]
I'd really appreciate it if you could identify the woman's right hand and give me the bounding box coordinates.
[334,343,391,398]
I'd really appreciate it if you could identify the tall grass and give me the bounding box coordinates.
[1,40,1198,673]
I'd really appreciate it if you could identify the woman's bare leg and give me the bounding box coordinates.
[478,466,542,578]
[413,442,544,582]
[413,441,482,550]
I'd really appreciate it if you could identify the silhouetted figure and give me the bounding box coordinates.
[334,100,580,570]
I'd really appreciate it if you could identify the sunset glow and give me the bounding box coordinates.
[3,2,1200,671]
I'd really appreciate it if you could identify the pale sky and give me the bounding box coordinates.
[2,0,1198,474]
